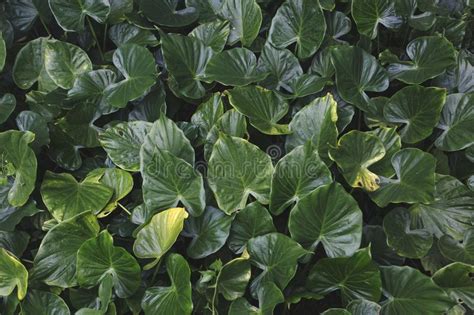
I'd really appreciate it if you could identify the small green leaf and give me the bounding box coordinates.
[226,85,289,135]
[268,0,326,59]
[16,110,50,152]
[109,22,158,47]
[306,248,382,303]
[191,93,224,144]
[189,20,230,52]
[367,127,401,178]
[329,130,386,192]
[133,207,189,269]
[40,171,113,222]
[141,253,193,315]
[0,248,28,300]
[0,94,16,124]
[220,0,262,47]
[12,37,51,90]
[49,0,110,32]
[351,0,402,39]
[217,256,251,301]
[289,183,363,257]
[438,229,474,264]
[208,134,274,215]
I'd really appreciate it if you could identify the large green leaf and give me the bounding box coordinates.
[0,131,37,207]
[139,0,198,27]
[141,253,193,315]
[329,131,386,192]
[383,208,432,258]
[0,94,15,124]
[205,48,267,87]
[270,142,332,215]
[289,183,363,257]
[20,290,70,315]
[259,44,302,91]
[104,44,157,108]
[433,262,474,309]
[228,202,276,254]
[369,148,436,207]
[331,45,389,111]
[77,230,141,298]
[351,0,402,39]
[220,0,262,47]
[435,93,474,151]
[285,94,338,164]
[226,85,289,135]
[380,266,455,314]
[268,0,326,59]
[44,40,92,90]
[306,248,382,303]
[140,131,205,216]
[99,121,152,172]
[438,229,474,264]
[40,171,113,222]
[228,282,284,315]
[384,85,446,143]
[133,208,189,269]
[182,206,233,259]
[49,0,110,32]
[208,134,274,215]
[247,233,308,294]
[32,212,100,288]
[160,32,214,99]
[387,35,457,84]
[409,174,474,239]
[0,248,28,300]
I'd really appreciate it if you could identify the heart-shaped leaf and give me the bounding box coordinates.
[21,290,70,314]
[220,0,262,47]
[133,208,189,269]
[0,248,28,300]
[226,85,289,135]
[49,0,110,32]
[433,262,474,309]
[208,134,274,215]
[306,248,382,303]
[268,0,326,59]
[289,183,363,257]
[351,0,402,39]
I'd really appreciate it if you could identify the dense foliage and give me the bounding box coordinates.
[0,0,473,314]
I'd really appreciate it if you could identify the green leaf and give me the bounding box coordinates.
[384,85,446,143]
[329,130,386,192]
[141,253,193,315]
[133,207,189,269]
[362,225,405,266]
[226,85,289,135]
[438,229,474,264]
[0,230,29,257]
[435,93,474,151]
[109,22,158,47]
[56,103,100,148]
[270,142,332,215]
[286,93,338,164]
[189,20,230,52]
[99,121,152,172]
[40,171,113,222]
[369,148,436,207]
[228,282,284,315]
[259,44,303,91]
[208,134,274,215]
[217,257,251,301]
[325,11,352,45]
[32,212,100,288]
[331,45,389,111]
[247,233,308,294]
[228,202,276,254]
[380,266,455,314]
[84,168,133,217]
[306,248,382,303]
[0,93,16,124]
[16,110,50,152]
[367,127,401,178]
[347,299,381,315]
[383,207,432,258]
[139,0,198,27]
[68,69,118,115]
[220,0,262,47]
[182,206,233,259]
[44,40,92,90]
[0,248,28,300]
[387,35,457,84]
[49,0,110,32]
[433,262,474,309]
[205,48,268,87]
[107,0,133,23]
[12,37,51,90]
[409,174,474,239]
[289,183,363,257]
[140,132,205,216]
[0,130,37,207]
[20,290,70,315]
[77,230,140,298]
[351,0,402,39]
[160,32,214,99]
[104,44,157,108]
[191,93,224,144]
[268,0,326,59]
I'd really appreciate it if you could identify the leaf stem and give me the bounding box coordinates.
[87,17,104,61]
[118,203,131,215]
[39,16,51,36]
[151,259,163,284]
[102,23,108,52]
